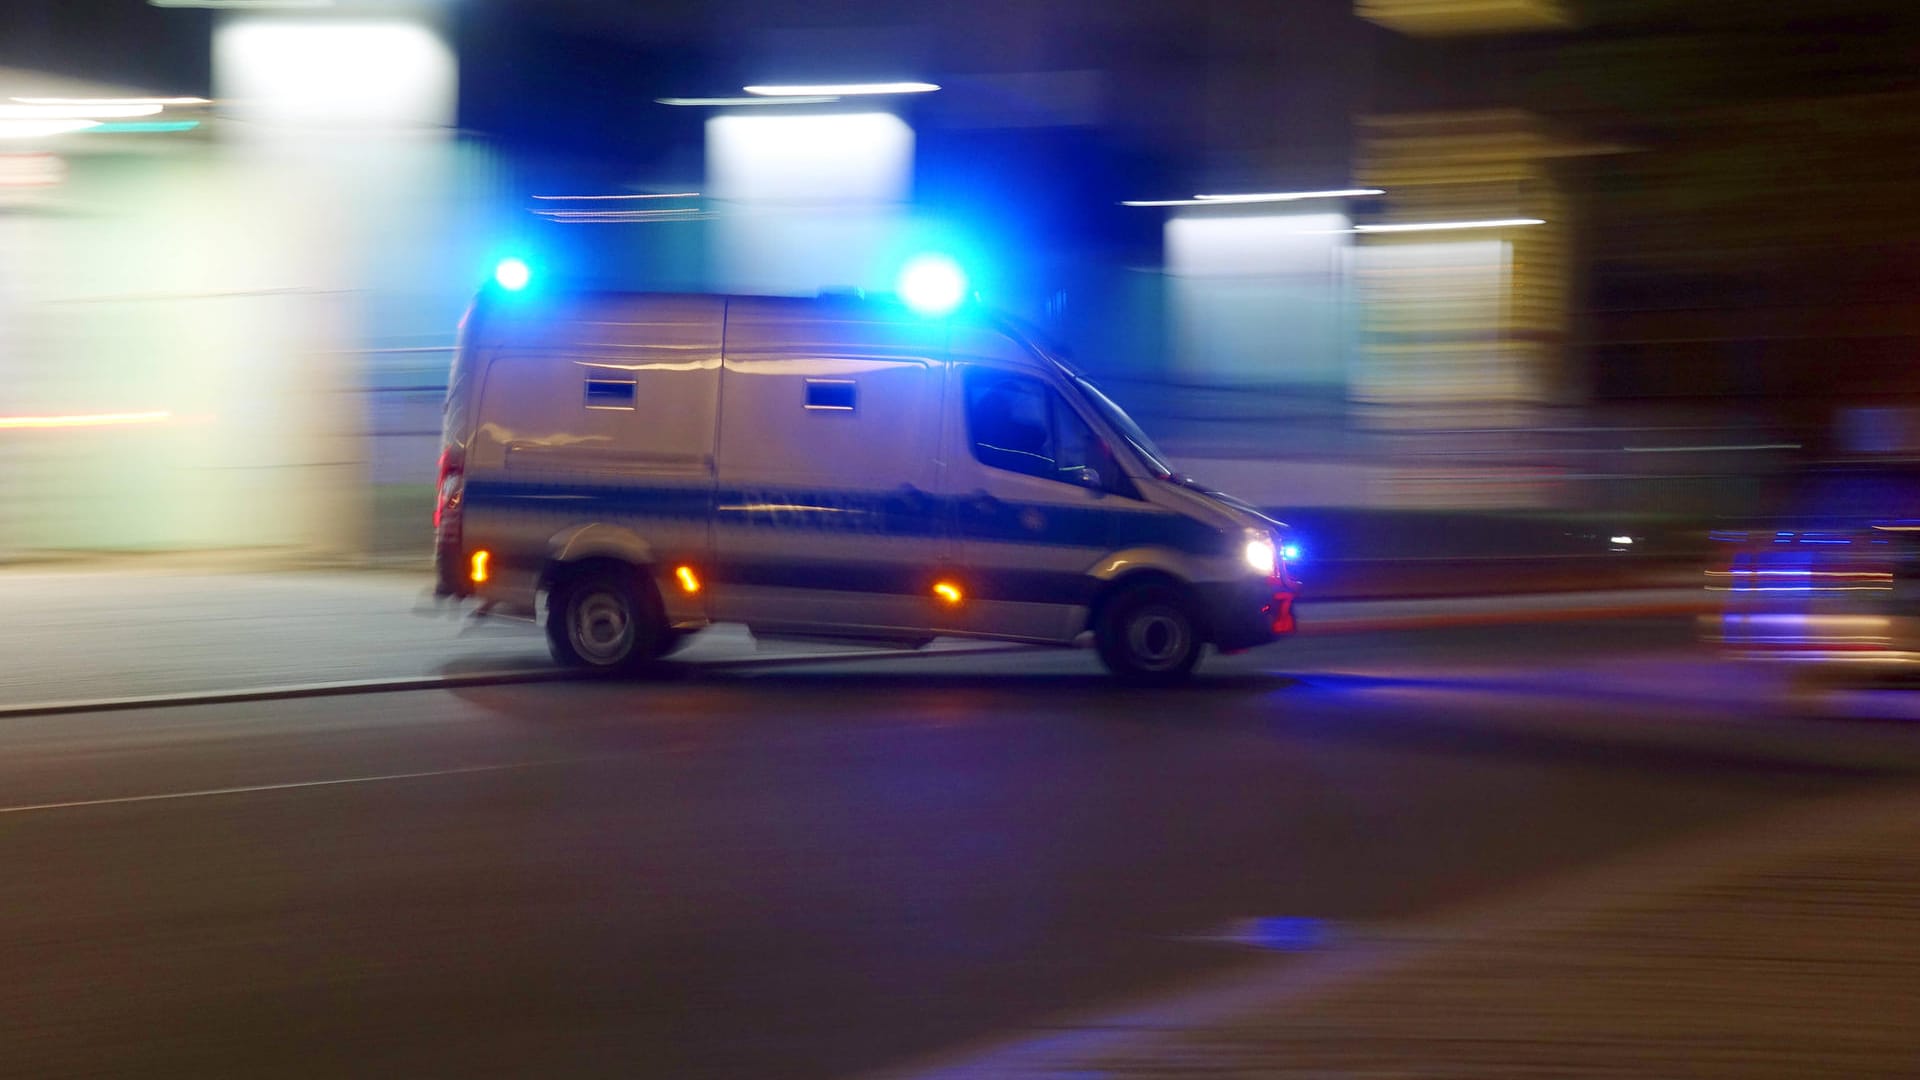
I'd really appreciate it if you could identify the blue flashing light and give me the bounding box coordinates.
[897,254,967,316]
[493,257,531,292]
[1281,543,1302,562]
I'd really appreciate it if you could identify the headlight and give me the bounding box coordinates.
[1243,535,1277,576]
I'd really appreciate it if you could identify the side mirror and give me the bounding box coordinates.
[1063,465,1105,492]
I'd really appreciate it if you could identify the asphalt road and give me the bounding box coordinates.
[5,619,1919,1078]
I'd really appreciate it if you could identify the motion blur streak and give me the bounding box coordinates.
[86,120,202,133]
[0,411,172,430]
[656,96,842,107]
[1353,218,1546,233]
[0,103,162,119]
[12,97,210,107]
[742,81,939,96]
[0,119,99,138]
[530,193,700,201]
[1124,189,1383,206]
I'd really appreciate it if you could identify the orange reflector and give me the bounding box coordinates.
[675,565,701,593]
[469,550,491,584]
[933,581,963,605]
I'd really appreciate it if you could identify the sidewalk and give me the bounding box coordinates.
[0,564,1711,711]
[892,785,1920,1078]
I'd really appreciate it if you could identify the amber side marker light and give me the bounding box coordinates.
[675,565,701,593]
[933,581,963,605]
[470,550,491,584]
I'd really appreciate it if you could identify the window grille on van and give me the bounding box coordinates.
[585,379,637,409]
[804,379,856,411]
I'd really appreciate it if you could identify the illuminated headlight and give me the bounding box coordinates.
[1243,535,1277,576]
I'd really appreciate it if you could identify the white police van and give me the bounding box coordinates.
[434,284,1297,682]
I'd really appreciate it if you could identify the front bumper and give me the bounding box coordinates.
[1198,577,1297,652]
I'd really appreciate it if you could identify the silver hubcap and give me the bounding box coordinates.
[570,589,635,664]
[1126,606,1190,670]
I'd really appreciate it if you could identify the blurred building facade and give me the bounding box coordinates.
[4,0,1909,559]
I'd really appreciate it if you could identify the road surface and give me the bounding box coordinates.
[4,618,1918,1077]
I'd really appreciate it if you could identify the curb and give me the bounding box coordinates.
[0,604,1713,719]
[0,644,1034,720]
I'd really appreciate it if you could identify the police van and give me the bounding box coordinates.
[434,286,1297,682]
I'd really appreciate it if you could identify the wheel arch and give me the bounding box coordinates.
[1086,568,1212,642]
[542,524,656,592]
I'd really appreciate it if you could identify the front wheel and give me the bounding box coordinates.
[546,565,667,675]
[1095,583,1204,685]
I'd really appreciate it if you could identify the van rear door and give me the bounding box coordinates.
[460,294,723,600]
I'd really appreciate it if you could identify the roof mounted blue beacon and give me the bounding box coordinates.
[492,257,532,292]
[897,253,967,316]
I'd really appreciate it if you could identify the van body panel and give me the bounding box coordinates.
[710,296,947,637]
[454,294,724,617]
[440,289,1296,665]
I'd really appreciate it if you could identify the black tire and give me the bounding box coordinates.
[1095,582,1204,685]
[545,564,667,675]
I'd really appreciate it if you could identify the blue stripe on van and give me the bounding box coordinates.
[711,559,1097,604]
[463,479,1226,556]
[464,481,713,521]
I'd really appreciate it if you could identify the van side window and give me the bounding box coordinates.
[965,369,1104,486]
[584,378,637,409]
[804,379,856,411]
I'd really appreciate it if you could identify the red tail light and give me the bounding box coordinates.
[433,446,468,597]
[434,447,464,531]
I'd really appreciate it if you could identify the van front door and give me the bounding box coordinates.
[941,364,1125,643]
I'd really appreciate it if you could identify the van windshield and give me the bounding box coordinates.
[1072,377,1175,480]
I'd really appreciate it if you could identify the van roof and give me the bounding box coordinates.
[469,288,1069,371]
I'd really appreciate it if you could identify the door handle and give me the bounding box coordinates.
[969,489,1004,513]
[897,483,935,513]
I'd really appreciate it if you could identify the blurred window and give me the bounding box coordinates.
[965,369,1102,485]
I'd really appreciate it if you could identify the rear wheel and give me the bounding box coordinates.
[1095,582,1204,685]
[546,564,667,675]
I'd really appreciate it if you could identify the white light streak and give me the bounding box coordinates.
[742,82,939,97]
[0,119,102,139]
[0,410,173,429]
[531,192,699,201]
[1125,189,1382,207]
[657,96,841,107]
[0,103,162,120]
[1354,218,1546,233]
[151,0,334,8]
[532,208,705,222]
[13,97,209,107]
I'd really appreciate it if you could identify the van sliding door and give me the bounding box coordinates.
[709,297,949,640]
